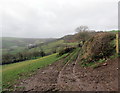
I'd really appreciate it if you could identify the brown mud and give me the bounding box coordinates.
[15,57,119,92]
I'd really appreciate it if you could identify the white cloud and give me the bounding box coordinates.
[0,0,119,38]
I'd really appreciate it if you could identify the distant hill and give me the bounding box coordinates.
[59,34,76,43]
[1,37,56,55]
[26,34,79,55]
[2,37,56,49]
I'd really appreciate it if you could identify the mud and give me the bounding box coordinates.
[15,57,119,92]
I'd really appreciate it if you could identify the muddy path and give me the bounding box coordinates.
[15,55,119,92]
[56,52,81,91]
[15,59,66,91]
[57,60,79,91]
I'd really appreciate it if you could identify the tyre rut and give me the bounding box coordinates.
[56,51,81,91]
[15,58,67,91]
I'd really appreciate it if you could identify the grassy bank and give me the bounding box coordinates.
[2,53,66,90]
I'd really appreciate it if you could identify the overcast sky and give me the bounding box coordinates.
[0,0,119,38]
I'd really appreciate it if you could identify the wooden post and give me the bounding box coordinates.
[116,31,119,54]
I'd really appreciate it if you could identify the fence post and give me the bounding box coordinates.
[116,32,119,54]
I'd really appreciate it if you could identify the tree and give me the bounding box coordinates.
[75,25,89,32]
[40,51,45,57]
[75,26,90,44]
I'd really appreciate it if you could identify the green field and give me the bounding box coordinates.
[2,37,78,56]
[2,37,55,49]
[108,30,120,33]
[29,40,78,54]
[2,53,67,90]
[2,37,55,55]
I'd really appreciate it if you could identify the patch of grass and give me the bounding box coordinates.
[63,48,80,64]
[81,58,106,68]
[91,59,106,68]
[64,42,78,46]
[63,51,75,64]
[56,53,69,61]
[2,53,66,90]
[80,52,119,69]
[62,53,72,64]
[108,30,120,33]
[109,54,118,59]
[70,48,81,61]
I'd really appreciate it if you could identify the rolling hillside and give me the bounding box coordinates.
[2,35,79,65]
[2,37,56,55]
[2,32,119,91]
[2,37,56,48]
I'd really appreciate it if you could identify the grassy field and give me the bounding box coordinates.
[2,53,67,90]
[2,37,54,49]
[2,37,78,56]
[29,40,78,54]
[108,30,120,33]
[2,37,55,55]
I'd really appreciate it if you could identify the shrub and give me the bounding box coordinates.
[81,32,116,63]
[58,47,75,56]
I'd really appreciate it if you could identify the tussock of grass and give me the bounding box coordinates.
[63,49,76,64]
[63,48,80,64]
[81,58,106,68]
[70,48,80,61]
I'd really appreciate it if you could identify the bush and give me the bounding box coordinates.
[74,31,96,43]
[2,50,46,65]
[58,47,75,56]
[81,32,116,62]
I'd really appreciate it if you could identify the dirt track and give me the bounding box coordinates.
[15,56,119,92]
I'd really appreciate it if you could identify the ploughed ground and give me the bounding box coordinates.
[14,56,119,92]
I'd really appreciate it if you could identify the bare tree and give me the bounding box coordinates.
[75,25,90,45]
[75,25,89,32]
